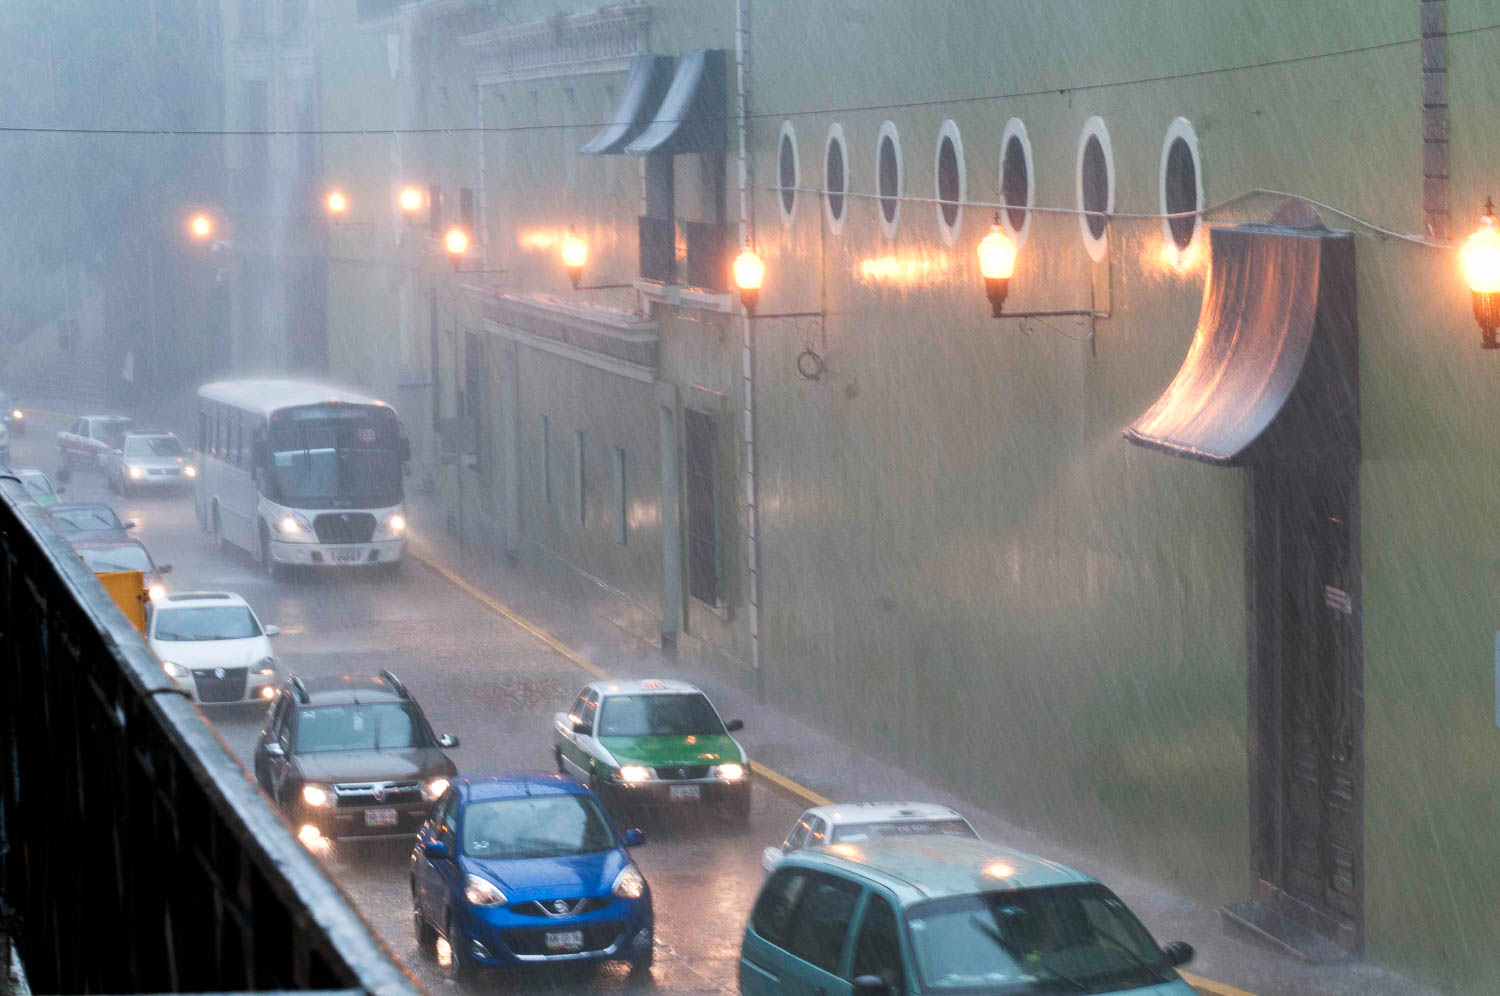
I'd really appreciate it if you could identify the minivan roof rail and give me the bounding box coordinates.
[378,669,408,699]
[289,674,310,704]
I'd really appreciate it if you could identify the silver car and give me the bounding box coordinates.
[107,432,197,496]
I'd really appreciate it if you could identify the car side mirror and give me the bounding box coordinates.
[124,521,136,529]
[725,719,744,732]
[157,564,173,575]
[263,742,285,759]
[761,846,785,871]
[572,720,592,735]
[852,976,890,996]
[55,467,71,484]
[113,448,123,456]
[436,733,459,748]
[55,486,66,495]
[622,828,645,846]
[423,838,450,860]
[263,624,280,637]
[1162,941,1194,967]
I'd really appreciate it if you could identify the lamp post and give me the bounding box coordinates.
[976,215,1017,317]
[1462,198,1500,349]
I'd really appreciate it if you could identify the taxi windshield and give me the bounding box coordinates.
[906,884,1171,994]
[597,693,725,737]
[461,795,615,860]
[294,703,433,753]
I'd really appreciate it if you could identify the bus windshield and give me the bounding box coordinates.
[267,408,403,508]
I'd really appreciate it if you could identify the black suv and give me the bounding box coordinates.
[253,671,459,842]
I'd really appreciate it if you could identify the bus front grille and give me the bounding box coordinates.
[313,512,376,544]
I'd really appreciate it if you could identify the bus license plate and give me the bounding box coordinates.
[365,808,398,827]
[332,549,362,563]
[545,929,583,951]
[669,785,701,801]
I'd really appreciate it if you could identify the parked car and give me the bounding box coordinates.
[552,678,750,819]
[107,431,196,495]
[147,591,281,705]
[762,802,979,872]
[71,537,171,598]
[740,836,1198,996]
[252,671,459,844]
[0,390,25,437]
[12,468,66,507]
[57,414,133,469]
[47,502,135,540]
[410,773,654,979]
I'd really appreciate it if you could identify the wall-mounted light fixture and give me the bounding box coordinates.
[974,213,1105,352]
[732,242,822,322]
[1462,197,1500,349]
[325,189,349,217]
[441,226,503,274]
[398,185,425,217]
[187,212,214,241]
[561,227,631,290]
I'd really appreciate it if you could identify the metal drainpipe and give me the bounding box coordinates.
[735,0,764,700]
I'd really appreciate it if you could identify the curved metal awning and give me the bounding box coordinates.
[579,54,674,156]
[625,49,728,156]
[1124,222,1357,466]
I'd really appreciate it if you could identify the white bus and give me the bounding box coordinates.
[195,379,410,577]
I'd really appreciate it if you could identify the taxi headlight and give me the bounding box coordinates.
[127,465,145,480]
[463,873,507,907]
[301,784,331,807]
[422,776,450,801]
[161,660,188,678]
[618,765,653,783]
[612,865,646,900]
[148,584,166,602]
[714,762,745,781]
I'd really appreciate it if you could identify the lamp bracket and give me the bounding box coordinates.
[573,282,633,290]
[749,310,824,321]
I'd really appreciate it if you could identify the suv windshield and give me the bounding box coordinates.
[154,606,260,641]
[831,818,977,844]
[78,545,153,574]
[906,884,1171,994]
[598,693,725,737]
[125,435,185,457]
[462,795,615,860]
[293,703,432,753]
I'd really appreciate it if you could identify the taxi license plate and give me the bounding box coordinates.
[365,808,398,827]
[332,549,362,563]
[545,929,584,952]
[668,784,701,801]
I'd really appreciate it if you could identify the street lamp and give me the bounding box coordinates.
[976,215,1017,317]
[560,227,630,290]
[444,226,470,260]
[732,242,765,314]
[1461,197,1500,349]
[325,189,349,217]
[398,185,424,217]
[187,212,214,240]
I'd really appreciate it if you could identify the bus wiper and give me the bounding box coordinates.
[969,915,1087,992]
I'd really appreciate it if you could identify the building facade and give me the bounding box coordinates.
[231,1,1500,986]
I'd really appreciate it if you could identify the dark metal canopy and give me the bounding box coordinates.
[579,54,674,156]
[1124,221,1357,466]
[625,48,728,156]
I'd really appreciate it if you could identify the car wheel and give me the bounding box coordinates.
[438,912,473,981]
[629,936,655,972]
[261,528,283,581]
[212,504,227,553]
[554,747,568,776]
[412,897,438,959]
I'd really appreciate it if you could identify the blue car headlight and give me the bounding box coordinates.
[464,873,508,907]
[612,864,646,900]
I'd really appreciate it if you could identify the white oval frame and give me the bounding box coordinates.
[777,119,800,227]
[933,119,965,245]
[1075,115,1116,262]
[876,119,903,239]
[1158,116,1204,252]
[998,117,1035,245]
[824,122,848,235]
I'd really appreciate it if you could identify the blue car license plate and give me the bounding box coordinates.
[545,929,583,952]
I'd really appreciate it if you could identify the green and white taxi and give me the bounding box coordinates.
[552,679,751,819]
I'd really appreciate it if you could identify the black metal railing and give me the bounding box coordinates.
[638,215,676,284]
[0,480,414,994]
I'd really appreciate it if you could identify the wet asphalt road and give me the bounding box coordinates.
[17,429,800,993]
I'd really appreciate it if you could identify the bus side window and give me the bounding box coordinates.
[198,411,207,455]
[232,418,243,468]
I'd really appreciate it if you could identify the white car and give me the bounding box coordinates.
[107,431,197,495]
[761,801,980,872]
[147,591,282,705]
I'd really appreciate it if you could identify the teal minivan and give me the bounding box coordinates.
[739,836,1198,995]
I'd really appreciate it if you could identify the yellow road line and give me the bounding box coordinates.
[409,541,831,807]
[1180,970,1258,996]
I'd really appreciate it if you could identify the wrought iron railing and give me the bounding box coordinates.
[0,479,414,994]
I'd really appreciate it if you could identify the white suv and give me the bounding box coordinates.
[147,591,282,705]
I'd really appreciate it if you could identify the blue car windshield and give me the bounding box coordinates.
[906,884,1172,994]
[294,703,432,753]
[462,795,615,860]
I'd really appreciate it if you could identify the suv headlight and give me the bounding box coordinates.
[617,765,653,783]
[380,512,406,536]
[463,873,507,907]
[713,762,745,781]
[254,657,277,676]
[612,865,646,899]
[301,784,332,807]
[161,661,188,679]
[422,776,450,801]
[273,512,314,539]
[127,465,144,480]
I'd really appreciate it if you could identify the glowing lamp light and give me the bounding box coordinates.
[325,189,349,216]
[1462,197,1500,349]
[733,243,766,315]
[188,213,213,240]
[561,228,589,288]
[977,214,1018,318]
[444,226,470,260]
[397,185,424,216]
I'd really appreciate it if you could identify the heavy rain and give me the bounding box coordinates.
[0,2,1493,995]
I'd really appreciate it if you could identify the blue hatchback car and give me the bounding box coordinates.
[410,772,654,977]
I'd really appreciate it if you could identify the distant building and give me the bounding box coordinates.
[229,1,1500,985]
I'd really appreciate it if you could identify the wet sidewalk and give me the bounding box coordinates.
[400,489,1438,996]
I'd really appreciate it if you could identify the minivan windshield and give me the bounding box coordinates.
[906,884,1172,994]
[461,795,616,860]
[597,693,725,737]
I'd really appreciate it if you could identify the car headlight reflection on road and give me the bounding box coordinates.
[162,661,188,678]
[612,865,646,899]
[301,784,332,807]
[463,873,507,907]
[714,762,745,781]
[422,776,450,801]
[128,465,144,480]
[618,765,653,783]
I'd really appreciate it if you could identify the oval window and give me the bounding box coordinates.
[824,124,847,232]
[1159,118,1203,251]
[1075,116,1115,261]
[934,119,964,243]
[999,118,1032,239]
[876,121,902,237]
[778,121,799,225]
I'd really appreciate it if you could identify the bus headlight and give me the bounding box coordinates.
[274,512,314,539]
[381,512,406,536]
